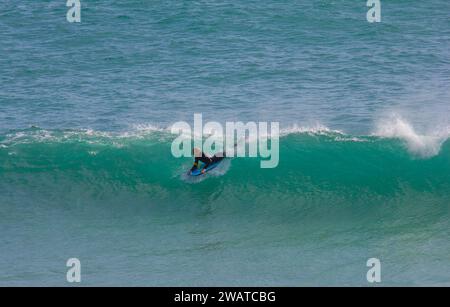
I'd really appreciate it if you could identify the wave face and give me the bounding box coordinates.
[1,127,450,286]
[2,127,450,198]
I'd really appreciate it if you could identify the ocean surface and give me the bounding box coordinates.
[1,0,449,286]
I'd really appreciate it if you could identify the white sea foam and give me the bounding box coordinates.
[279,124,369,142]
[1,125,168,146]
[373,115,450,157]
[280,123,343,136]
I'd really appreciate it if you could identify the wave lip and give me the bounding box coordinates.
[373,116,450,158]
[280,123,343,136]
[2,117,450,159]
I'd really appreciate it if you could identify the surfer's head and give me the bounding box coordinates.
[193,147,202,157]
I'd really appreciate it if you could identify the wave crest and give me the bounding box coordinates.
[373,116,449,158]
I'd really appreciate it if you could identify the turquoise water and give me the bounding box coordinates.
[1,1,450,286]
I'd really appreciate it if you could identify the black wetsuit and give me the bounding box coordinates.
[191,152,225,172]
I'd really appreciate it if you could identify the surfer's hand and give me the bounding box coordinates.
[201,169,206,174]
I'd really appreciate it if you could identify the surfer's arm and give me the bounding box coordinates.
[202,161,210,171]
[202,156,214,170]
[190,159,199,171]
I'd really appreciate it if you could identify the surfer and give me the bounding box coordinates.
[190,148,225,174]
